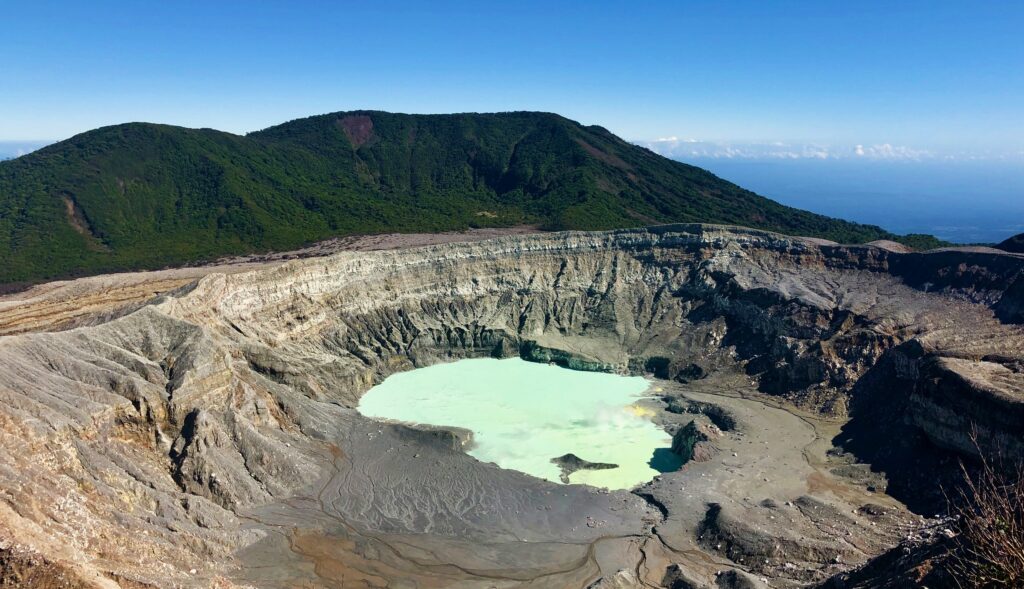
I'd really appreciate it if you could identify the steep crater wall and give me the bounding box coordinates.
[1,225,1022,587]
[138,226,1024,508]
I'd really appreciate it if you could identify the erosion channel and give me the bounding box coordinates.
[1,225,1022,588]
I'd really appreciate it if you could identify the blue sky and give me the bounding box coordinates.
[2,1,1022,161]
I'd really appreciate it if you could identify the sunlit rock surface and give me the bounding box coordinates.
[0,224,1021,588]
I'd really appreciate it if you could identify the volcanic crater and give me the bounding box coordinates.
[0,225,1022,588]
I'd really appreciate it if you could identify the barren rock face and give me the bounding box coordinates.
[0,224,1021,588]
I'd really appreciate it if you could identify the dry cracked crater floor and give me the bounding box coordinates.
[1,224,1023,588]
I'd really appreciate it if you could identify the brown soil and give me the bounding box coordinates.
[61,195,108,251]
[0,547,91,589]
[574,138,631,170]
[337,115,374,147]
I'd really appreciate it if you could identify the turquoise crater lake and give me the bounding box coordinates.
[358,358,677,489]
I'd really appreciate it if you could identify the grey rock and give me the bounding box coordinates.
[551,453,619,484]
[0,224,1020,587]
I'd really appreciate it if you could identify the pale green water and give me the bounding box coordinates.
[358,357,677,489]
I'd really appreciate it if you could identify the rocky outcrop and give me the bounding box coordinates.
[587,569,641,588]
[996,232,1024,254]
[909,356,1024,459]
[670,421,717,463]
[551,453,619,484]
[995,273,1024,323]
[0,224,1021,587]
[662,564,709,589]
[665,399,737,432]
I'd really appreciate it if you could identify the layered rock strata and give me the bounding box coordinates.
[0,224,1021,588]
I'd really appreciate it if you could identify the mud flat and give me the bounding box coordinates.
[0,224,1022,588]
[227,367,912,588]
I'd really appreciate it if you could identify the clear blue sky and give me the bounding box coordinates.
[2,0,1022,158]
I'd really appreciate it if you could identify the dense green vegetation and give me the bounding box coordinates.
[0,111,945,285]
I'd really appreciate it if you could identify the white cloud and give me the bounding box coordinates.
[0,141,52,159]
[852,143,930,160]
[638,138,838,160]
[638,138,949,162]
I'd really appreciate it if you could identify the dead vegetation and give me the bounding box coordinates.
[947,436,1024,587]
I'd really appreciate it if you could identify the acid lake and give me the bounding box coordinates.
[358,357,678,489]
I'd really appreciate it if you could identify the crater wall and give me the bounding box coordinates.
[0,225,1022,587]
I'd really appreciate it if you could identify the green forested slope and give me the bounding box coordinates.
[0,110,942,284]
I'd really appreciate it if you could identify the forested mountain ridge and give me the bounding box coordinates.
[0,110,941,284]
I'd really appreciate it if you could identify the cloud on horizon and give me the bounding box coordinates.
[637,139,1022,163]
[0,141,53,160]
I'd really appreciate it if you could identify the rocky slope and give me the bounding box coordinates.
[997,232,1024,254]
[0,224,1021,588]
